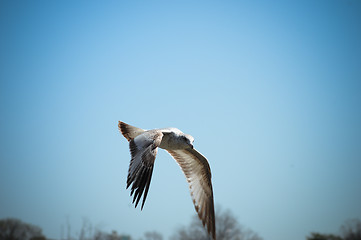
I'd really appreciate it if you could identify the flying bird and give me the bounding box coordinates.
[118,121,216,240]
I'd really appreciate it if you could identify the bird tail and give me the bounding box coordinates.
[118,121,145,141]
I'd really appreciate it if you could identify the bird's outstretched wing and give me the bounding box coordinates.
[127,130,163,209]
[118,121,145,141]
[167,148,216,240]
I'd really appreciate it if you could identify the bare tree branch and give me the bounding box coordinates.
[340,219,361,240]
[171,207,263,240]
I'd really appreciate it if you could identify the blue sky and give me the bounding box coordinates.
[1,1,361,240]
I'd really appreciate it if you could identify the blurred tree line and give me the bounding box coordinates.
[0,207,261,240]
[0,218,46,240]
[1,212,360,240]
[307,218,361,240]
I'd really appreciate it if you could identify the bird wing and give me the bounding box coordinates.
[118,121,146,141]
[127,130,163,209]
[167,148,216,240]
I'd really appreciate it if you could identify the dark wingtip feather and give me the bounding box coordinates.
[141,165,153,210]
[128,161,154,210]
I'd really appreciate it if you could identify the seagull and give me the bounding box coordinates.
[118,121,216,240]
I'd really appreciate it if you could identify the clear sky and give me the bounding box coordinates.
[1,1,360,240]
